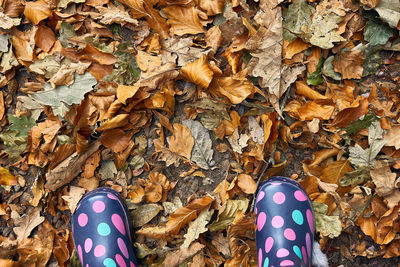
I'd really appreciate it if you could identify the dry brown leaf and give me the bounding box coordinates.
[166,195,213,234]
[97,114,129,131]
[168,123,194,160]
[283,38,310,59]
[205,25,222,53]
[78,176,100,192]
[163,6,205,36]
[181,54,214,88]
[360,0,380,8]
[80,44,117,65]
[128,184,145,203]
[100,129,132,153]
[163,242,205,267]
[61,186,85,213]
[333,50,364,79]
[210,76,255,104]
[34,25,56,52]
[296,81,327,100]
[333,97,369,128]
[83,150,101,179]
[13,207,45,243]
[237,173,257,194]
[12,30,34,62]
[29,119,61,151]
[370,161,397,197]
[24,0,52,25]
[384,125,400,150]
[48,61,91,88]
[0,91,4,121]
[196,0,225,15]
[298,100,335,121]
[45,141,101,191]
[4,0,25,18]
[29,177,45,207]
[307,46,322,74]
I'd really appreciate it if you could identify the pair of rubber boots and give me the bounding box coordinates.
[71,176,324,267]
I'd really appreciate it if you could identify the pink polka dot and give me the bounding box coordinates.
[86,264,89,267]
[273,192,286,204]
[265,237,274,253]
[116,254,126,267]
[107,193,118,200]
[271,216,284,228]
[78,213,88,227]
[118,238,129,258]
[257,212,266,231]
[277,248,289,258]
[294,190,307,201]
[258,248,262,267]
[78,245,83,263]
[301,246,307,264]
[130,262,135,267]
[94,245,106,257]
[256,191,265,203]
[306,233,311,257]
[93,200,105,213]
[306,209,314,233]
[280,260,294,266]
[284,228,296,241]
[112,214,126,235]
[84,238,93,253]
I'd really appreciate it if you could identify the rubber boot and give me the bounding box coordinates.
[71,187,138,267]
[255,176,315,267]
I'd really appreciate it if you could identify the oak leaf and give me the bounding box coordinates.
[181,54,214,88]
[168,123,194,160]
[163,6,205,36]
[13,207,45,242]
[24,0,52,25]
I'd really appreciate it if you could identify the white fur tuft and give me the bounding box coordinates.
[312,241,329,267]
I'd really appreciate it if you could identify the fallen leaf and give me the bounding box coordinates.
[97,4,138,26]
[163,6,205,36]
[29,177,45,207]
[374,0,400,28]
[131,203,162,227]
[0,167,17,186]
[182,208,214,248]
[168,123,194,160]
[100,129,132,153]
[61,186,85,213]
[370,161,397,197]
[209,198,249,231]
[210,76,254,104]
[297,100,335,121]
[333,50,364,79]
[333,98,369,128]
[313,201,342,238]
[296,81,327,100]
[182,119,214,170]
[237,174,257,194]
[384,125,400,149]
[34,25,56,52]
[13,207,45,242]
[24,0,52,25]
[162,242,205,267]
[180,54,214,88]
[364,20,394,46]
[248,116,264,145]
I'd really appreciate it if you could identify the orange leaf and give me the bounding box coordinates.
[34,25,55,52]
[320,160,353,187]
[297,100,335,121]
[100,129,132,153]
[283,38,310,59]
[332,97,369,128]
[0,91,4,121]
[296,81,327,100]
[116,84,140,104]
[97,114,129,131]
[24,0,52,25]
[210,76,254,104]
[306,46,322,74]
[166,195,213,234]
[181,54,214,88]
[168,123,194,159]
[333,50,364,79]
[163,6,205,35]
[12,30,34,62]
[197,0,225,15]
[128,184,145,203]
[237,173,257,194]
[80,44,116,65]
[0,167,17,186]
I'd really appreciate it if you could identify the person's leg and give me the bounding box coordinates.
[71,188,138,267]
[255,176,315,267]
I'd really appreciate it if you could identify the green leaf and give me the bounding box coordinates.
[183,120,214,170]
[59,21,76,47]
[374,0,400,29]
[362,44,382,77]
[283,0,314,35]
[313,201,342,238]
[348,121,386,167]
[32,72,97,107]
[104,43,141,85]
[339,166,371,187]
[345,113,377,135]
[307,54,324,85]
[7,114,36,137]
[322,55,341,80]
[364,20,394,46]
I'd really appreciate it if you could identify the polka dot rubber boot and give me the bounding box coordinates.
[255,176,315,267]
[71,187,138,267]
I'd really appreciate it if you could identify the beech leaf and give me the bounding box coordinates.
[182,208,214,248]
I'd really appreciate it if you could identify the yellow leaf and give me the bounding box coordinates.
[24,0,51,25]
[168,123,194,159]
[116,84,140,104]
[296,81,327,100]
[181,54,214,88]
[237,174,257,194]
[163,6,205,36]
[210,76,255,104]
[0,167,17,186]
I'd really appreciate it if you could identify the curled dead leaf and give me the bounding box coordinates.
[163,6,205,36]
[181,54,214,88]
[24,0,52,25]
